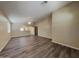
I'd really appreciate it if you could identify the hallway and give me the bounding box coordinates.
[0,36,79,58]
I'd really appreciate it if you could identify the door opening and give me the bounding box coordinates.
[34,26,38,36]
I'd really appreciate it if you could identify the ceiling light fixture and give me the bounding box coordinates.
[28,22,32,25]
[20,28,24,31]
[41,1,48,5]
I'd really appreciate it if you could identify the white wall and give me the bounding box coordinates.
[11,23,30,37]
[0,11,11,52]
[52,2,79,49]
[26,26,34,35]
[11,23,34,37]
[35,15,52,39]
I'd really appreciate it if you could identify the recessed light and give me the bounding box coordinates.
[28,22,32,25]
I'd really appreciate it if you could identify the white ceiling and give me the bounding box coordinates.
[0,1,72,24]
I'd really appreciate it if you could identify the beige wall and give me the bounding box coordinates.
[27,26,34,35]
[35,15,52,39]
[52,2,79,49]
[0,11,11,52]
[11,23,34,37]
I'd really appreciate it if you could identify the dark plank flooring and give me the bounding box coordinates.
[0,36,79,58]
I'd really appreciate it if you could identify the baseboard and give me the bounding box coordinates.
[52,40,79,51]
[11,35,31,38]
[38,36,52,41]
[0,36,11,52]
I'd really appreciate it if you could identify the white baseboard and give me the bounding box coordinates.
[11,34,30,38]
[0,36,11,52]
[52,40,79,50]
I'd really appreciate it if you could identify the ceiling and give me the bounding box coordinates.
[0,1,72,24]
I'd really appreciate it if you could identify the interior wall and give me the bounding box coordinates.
[0,11,11,52]
[11,23,34,37]
[35,14,52,39]
[11,23,29,37]
[52,2,79,49]
[27,26,34,35]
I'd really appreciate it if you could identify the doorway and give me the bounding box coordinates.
[34,26,38,36]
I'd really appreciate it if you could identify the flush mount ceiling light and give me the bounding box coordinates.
[28,22,32,25]
[26,17,33,25]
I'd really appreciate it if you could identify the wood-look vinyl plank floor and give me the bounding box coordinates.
[0,36,79,58]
